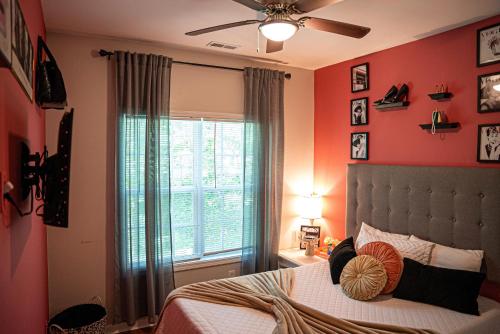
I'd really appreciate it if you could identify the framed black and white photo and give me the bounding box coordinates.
[0,0,11,67]
[351,63,369,93]
[351,97,368,126]
[299,225,321,249]
[477,124,500,163]
[478,72,500,113]
[477,23,500,67]
[11,0,33,100]
[351,132,368,160]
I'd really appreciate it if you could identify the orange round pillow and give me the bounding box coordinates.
[358,241,404,294]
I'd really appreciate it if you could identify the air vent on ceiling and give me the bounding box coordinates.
[207,41,240,50]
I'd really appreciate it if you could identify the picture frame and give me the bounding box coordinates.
[10,0,33,100]
[0,0,12,67]
[351,62,369,93]
[351,132,368,160]
[477,22,500,67]
[478,72,500,113]
[299,225,321,249]
[477,123,500,163]
[351,97,368,126]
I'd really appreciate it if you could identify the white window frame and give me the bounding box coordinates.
[123,113,245,268]
[170,115,245,263]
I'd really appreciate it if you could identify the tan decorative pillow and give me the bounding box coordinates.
[340,255,387,301]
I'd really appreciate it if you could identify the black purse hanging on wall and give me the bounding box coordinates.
[35,36,67,109]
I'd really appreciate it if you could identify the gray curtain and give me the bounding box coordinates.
[241,67,285,275]
[114,51,174,324]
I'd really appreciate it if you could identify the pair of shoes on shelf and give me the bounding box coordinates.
[374,84,409,105]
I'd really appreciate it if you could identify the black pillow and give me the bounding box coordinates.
[328,237,357,284]
[393,258,486,315]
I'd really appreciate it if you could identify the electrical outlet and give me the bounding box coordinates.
[0,171,12,226]
[228,269,236,277]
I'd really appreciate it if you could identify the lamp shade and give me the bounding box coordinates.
[300,194,322,220]
[259,21,298,42]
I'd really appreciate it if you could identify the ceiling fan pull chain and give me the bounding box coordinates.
[257,28,260,53]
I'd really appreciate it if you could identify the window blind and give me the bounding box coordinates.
[125,117,244,263]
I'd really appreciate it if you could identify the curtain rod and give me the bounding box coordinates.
[98,49,291,79]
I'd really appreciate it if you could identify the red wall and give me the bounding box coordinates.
[0,1,47,333]
[314,16,500,240]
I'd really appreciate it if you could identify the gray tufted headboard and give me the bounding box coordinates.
[346,164,500,283]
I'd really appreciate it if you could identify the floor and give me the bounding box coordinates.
[122,327,154,334]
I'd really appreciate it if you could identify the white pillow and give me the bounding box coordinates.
[356,223,433,264]
[355,222,409,249]
[409,236,484,272]
[383,238,434,264]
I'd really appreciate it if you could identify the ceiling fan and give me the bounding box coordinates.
[185,0,371,53]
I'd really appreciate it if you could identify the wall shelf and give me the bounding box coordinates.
[374,101,410,110]
[428,92,453,101]
[419,122,460,131]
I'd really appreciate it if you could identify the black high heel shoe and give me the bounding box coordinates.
[390,83,409,103]
[374,85,398,105]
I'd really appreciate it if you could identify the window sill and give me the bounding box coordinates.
[173,252,241,272]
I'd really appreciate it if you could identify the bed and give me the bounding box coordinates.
[156,164,500,334]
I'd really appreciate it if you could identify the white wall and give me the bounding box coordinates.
[45,32,314,318]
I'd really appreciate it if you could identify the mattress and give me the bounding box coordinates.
[157,261,500,334]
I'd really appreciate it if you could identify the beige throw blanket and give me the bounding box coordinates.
[156,268,437,334]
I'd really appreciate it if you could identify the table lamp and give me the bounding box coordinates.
[300,193,322,225]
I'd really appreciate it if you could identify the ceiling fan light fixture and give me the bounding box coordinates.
[259,21,298,42]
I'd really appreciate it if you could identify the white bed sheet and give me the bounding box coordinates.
[157,262,500,334]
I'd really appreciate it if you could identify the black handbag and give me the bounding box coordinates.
[36,36,67,109]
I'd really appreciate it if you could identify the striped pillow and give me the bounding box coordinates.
[359,230,434,264]
[385,238,433,264]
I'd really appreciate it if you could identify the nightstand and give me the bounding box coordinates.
[278,248,327,268]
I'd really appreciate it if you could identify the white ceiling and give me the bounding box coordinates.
[42,0,500,70]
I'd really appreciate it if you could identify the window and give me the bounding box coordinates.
[125,117,244,263]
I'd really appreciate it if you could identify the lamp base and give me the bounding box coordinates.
[304,241,315,256]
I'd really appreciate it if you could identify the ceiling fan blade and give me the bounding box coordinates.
[186,20,261,36]
[293,0,343,13]
[232,0,267,12]
[303,17,370,38]
[266,39,284,53]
